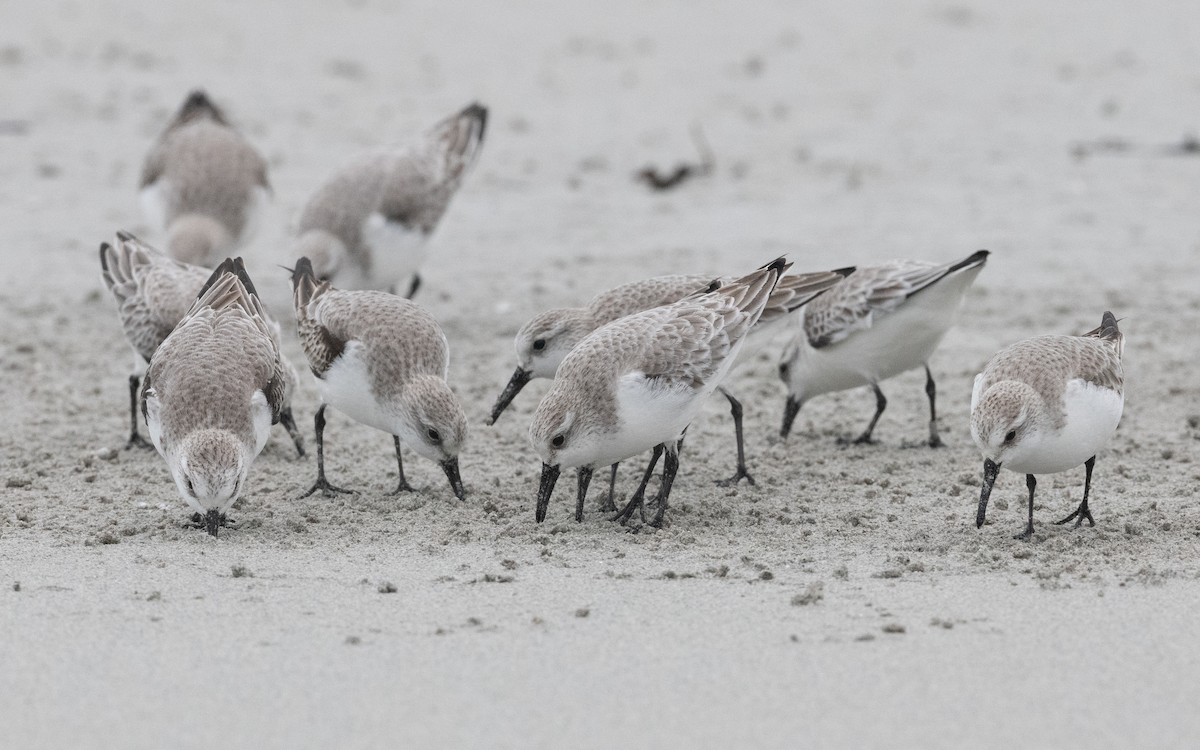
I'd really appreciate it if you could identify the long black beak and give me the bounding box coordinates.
[536,462,560,523]
[205,508,221,538]
[976,458,1000,529]
[575,466,594,523]
[781,396,802,438]
[279,406,306,457]
[487,368,532,425]
[441,457,466,501]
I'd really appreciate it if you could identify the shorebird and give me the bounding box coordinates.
[142,257,288,537]
[491,267,849,494]
[778,249,989,446]
[972,312,1125,540]
[139,90,270,268]
[290,257,467,501]
[529,258,787,527]
[294,102,487,297]
[99,231,304,455]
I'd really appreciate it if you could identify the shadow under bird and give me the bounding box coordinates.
[99,230,305,455]
[142,257,290,537]
[779,249,989,446]
[139,90,270,268]
[972,311,1125,540]
[529,258,788,528]
[294,102,487,297]
[490,265,850,504]
[290,257,467,501]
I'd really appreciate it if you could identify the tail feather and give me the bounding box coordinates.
[100,232,157,297]
[291,256,329,319]
[718,257,790,322]
[172,89,228,127]
[1082,310,1124,357]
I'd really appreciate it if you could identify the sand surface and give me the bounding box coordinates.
[3,1,1200,747]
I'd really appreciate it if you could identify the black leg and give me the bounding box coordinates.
[125,374,152,450]
[614,445,663,524]
[278,406,306,457]
[405,274,422,299]
[599,463,618,512]
[715,388,755,486]
[847,384,887,445]
[925,365,944,448]
[1015,473,1036,540]
[650,447,681,528]
[575,466,594,522]
[300,404,354,498]
[389,436,417,495]
[1055,456,1097,528]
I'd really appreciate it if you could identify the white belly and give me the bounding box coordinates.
[1006,380,1124,475]
[317,342,399,436]
[359,213,428,292]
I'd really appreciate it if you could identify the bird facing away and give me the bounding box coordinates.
[294,102,487,297]
[290,256,467,501]
[99,231,305,455]
[142,258,289,537]
[972,312,1124,540]
[139,90,271,268]
[778,249,989,446]
[491,266,850,491]
[529,258,788,528]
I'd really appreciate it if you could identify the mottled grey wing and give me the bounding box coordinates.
[803,261,942,348]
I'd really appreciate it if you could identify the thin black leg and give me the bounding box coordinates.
[1055,456,1097,528]
[614,445,663,524]
[125,374,152,450]
[925,365,944,448]
[650,447,681,528]
[300,404,354,498]
[389,435,417,494]
[599,463,619,512]
[575,466,594,522]
[1015,473,1037,540]
[849,384,887,444]
[715,388,755,486]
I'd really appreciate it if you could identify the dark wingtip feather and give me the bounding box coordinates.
[99,242,112,273]
[115,229,136,242]
[949,249,990,273]
[1100,311,1120,337]
[292,256,316,290]
[832,265,856,278]
[230,257,259,299]
[463,102,488,133]
[196,257,237,301]
[762,256,788,274]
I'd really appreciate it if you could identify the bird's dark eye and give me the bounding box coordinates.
[551,434,565,448]
[778,363,789,378]
[1004,430,1017,443]
[184,476,195,495]
[427,428,442,444]
[532,338,546,351]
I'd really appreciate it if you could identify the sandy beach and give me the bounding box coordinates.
[3,1,1200,747]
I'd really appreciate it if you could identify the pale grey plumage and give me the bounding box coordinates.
[295,102,487,294]
[142,258,285,535]
[139,90,270,268]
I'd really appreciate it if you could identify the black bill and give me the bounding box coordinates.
[487,368,533,425]
[976,458,1000,529]
[536,462,561,523]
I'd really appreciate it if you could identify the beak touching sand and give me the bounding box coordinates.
[441,457,466,501]
[575,466,593,523]
[205,508,221,538]
[976,458,1000,529]
[781,396,802,438]
[486,368,533,425]
[535,462,561,523]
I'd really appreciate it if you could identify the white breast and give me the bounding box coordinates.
[358,213,428,292]
[1007,379,1124,475]
[317,341,400,436]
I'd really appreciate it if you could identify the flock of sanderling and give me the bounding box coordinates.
[99,90,1125,540]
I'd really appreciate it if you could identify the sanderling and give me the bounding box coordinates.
[290,257,467,501]
[529,258,787,527]
[100,231,305,455]
[142,258,288,537]
[293,102,487,297]
[778,249,989,446]
[139,90,270,268]
[492,267,848,494]
[972,312,1124,540]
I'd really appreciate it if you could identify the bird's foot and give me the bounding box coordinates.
[928,435,945,449]
[612,495,643,525]
[388,480,418,496]
[1054,504,1095,528]
[299,476,354,499]
[714,465,756,487]
[598,497,618,513]
[1013,523,1035,541]
[125,433,154,451]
